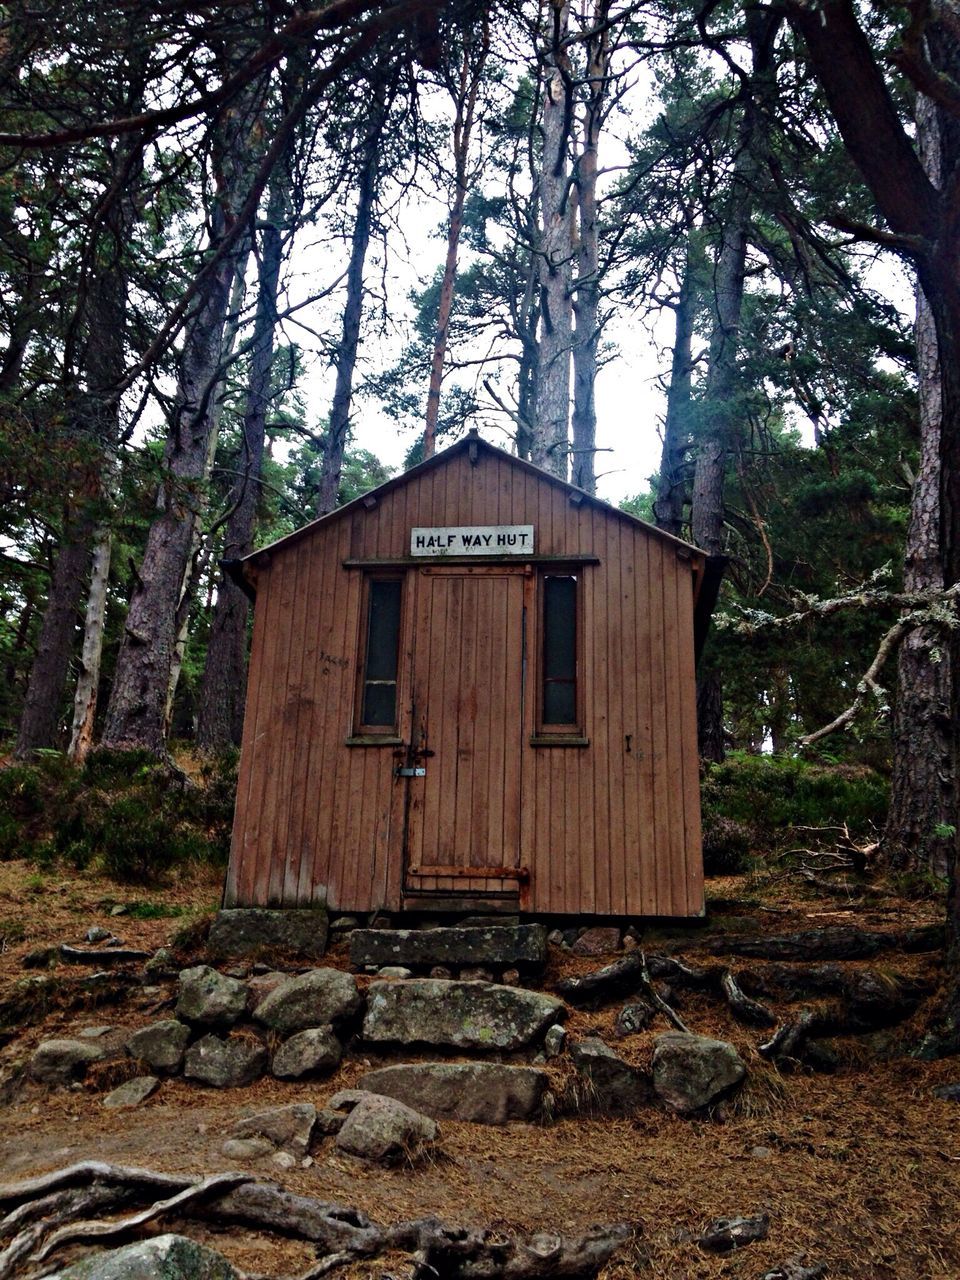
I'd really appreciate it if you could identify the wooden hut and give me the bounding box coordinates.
[224,434,709,919]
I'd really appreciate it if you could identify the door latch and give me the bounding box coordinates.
[395,766,426,777]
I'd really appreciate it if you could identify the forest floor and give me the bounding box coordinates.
[0,857,958,1279]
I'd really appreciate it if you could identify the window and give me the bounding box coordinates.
[541,573,578,729]
[357,578,402,732]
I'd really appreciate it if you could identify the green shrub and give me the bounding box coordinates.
[700,752,888,856]
[702,814,757,875]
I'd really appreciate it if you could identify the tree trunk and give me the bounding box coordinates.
[196,185,286,751]
[654,241,696,537]
[316,92,387,515]
[102,75,266,753]
[882,94,953,878]
[570,4,609,495]
[531,0,572,479]
[689,12,781,761]
[14,138,134,757]
[67,516,113,763]
[423,26,488,461]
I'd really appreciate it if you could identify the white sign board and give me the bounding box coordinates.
[410,525,535,557]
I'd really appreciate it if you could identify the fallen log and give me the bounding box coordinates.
[706,924,943,962]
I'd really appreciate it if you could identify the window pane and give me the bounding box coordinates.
[544,680,576,725]
[361,579,401,728]
[363,682,397,727]
[543,575,577,725]
[365,580,402,680]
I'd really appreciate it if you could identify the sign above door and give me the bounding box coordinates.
[410,525,535,557]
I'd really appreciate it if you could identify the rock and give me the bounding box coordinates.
[86,926,112,943]
[377,966,412,979]
[429,965,453,979]
[207,908,328,961]
[760,1258,828,1280]
[698,1213,770,1252]
[750,1145,774,1159]
[502,968,521,987]
[572,927,622,957]
[271,1026,342,1079]
[652,1032,747,1114]
[176,966,247,1028]
[358,1063,550,1124]
[330,916,359,931]
[544,1024,566,1058]
[245,970,289,1013]
[48,1232,237,1279]
[22,947,59,969]
[78,1025,115,1039]
[109,904,127,916]
[102,1076,159,1109]
[183,1034,267,1088]
[614,1002,654,1037]
[622,935,639,952]
[144,947,178,978]
[126,1020,191,1074]
[547,929,565,946]
[459,966,495,983]
[350,924,547,971]
[568,1037,651,1114]
[221,1137,274,1160]
[934,1082,960,1102]
[230,1102,317,1154]
[329,1090,438,1163]
[30,1039,104,1086]
[363,979,566,1051]
[272,1150,297,1170]
[252,969,361,1033]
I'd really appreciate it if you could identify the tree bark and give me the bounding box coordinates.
[654,241,696,537]
[531,0,572,479]
[316,89,388,516]
[570,3,609,495]
[882,94,953,878]
[67,515,113,763]
[102,71,266,753]
[196,182,286,751]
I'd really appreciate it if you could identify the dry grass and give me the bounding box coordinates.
[0,859,957,1278]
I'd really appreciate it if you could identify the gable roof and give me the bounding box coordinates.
[242,432,703,567]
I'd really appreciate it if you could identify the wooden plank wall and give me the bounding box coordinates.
[225,446,704,917]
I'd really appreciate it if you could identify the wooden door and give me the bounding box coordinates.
[403,566,526,899]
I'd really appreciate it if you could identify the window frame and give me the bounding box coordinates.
[352,573,405,740]
[531,566,588,746]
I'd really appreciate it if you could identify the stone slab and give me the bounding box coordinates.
[207,909,328,961]
[349,924,546,970]
[358,1062,550,1123]
[362,979,564,1051]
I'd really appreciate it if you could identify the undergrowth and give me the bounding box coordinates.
[700,753,888,875]
[0,748,238,883]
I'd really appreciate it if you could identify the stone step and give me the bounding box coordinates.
[349,923,546,971]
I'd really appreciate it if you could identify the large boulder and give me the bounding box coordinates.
[207,908,328,960]
[652,1032,747,1114]
[47,1234,237,1279]
[357,1062,550,1124]
[176,966,247,1029]
[271,1027,342,1079]
[328,1090,438,1163]
[350,924,547,971]
[229,1102,317,1155]
[363,979,565,1051]
[183,1033,267,1088]
[126,1020,191,1074]
[29,1039,105,1086]
[568,1037,651,1115]
[252,969,360,1034]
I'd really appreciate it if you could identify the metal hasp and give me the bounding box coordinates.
[395,765,426,777]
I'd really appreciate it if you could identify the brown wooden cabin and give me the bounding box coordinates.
[224,434,709,919]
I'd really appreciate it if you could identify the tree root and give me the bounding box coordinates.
[0,1164,635,1280]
